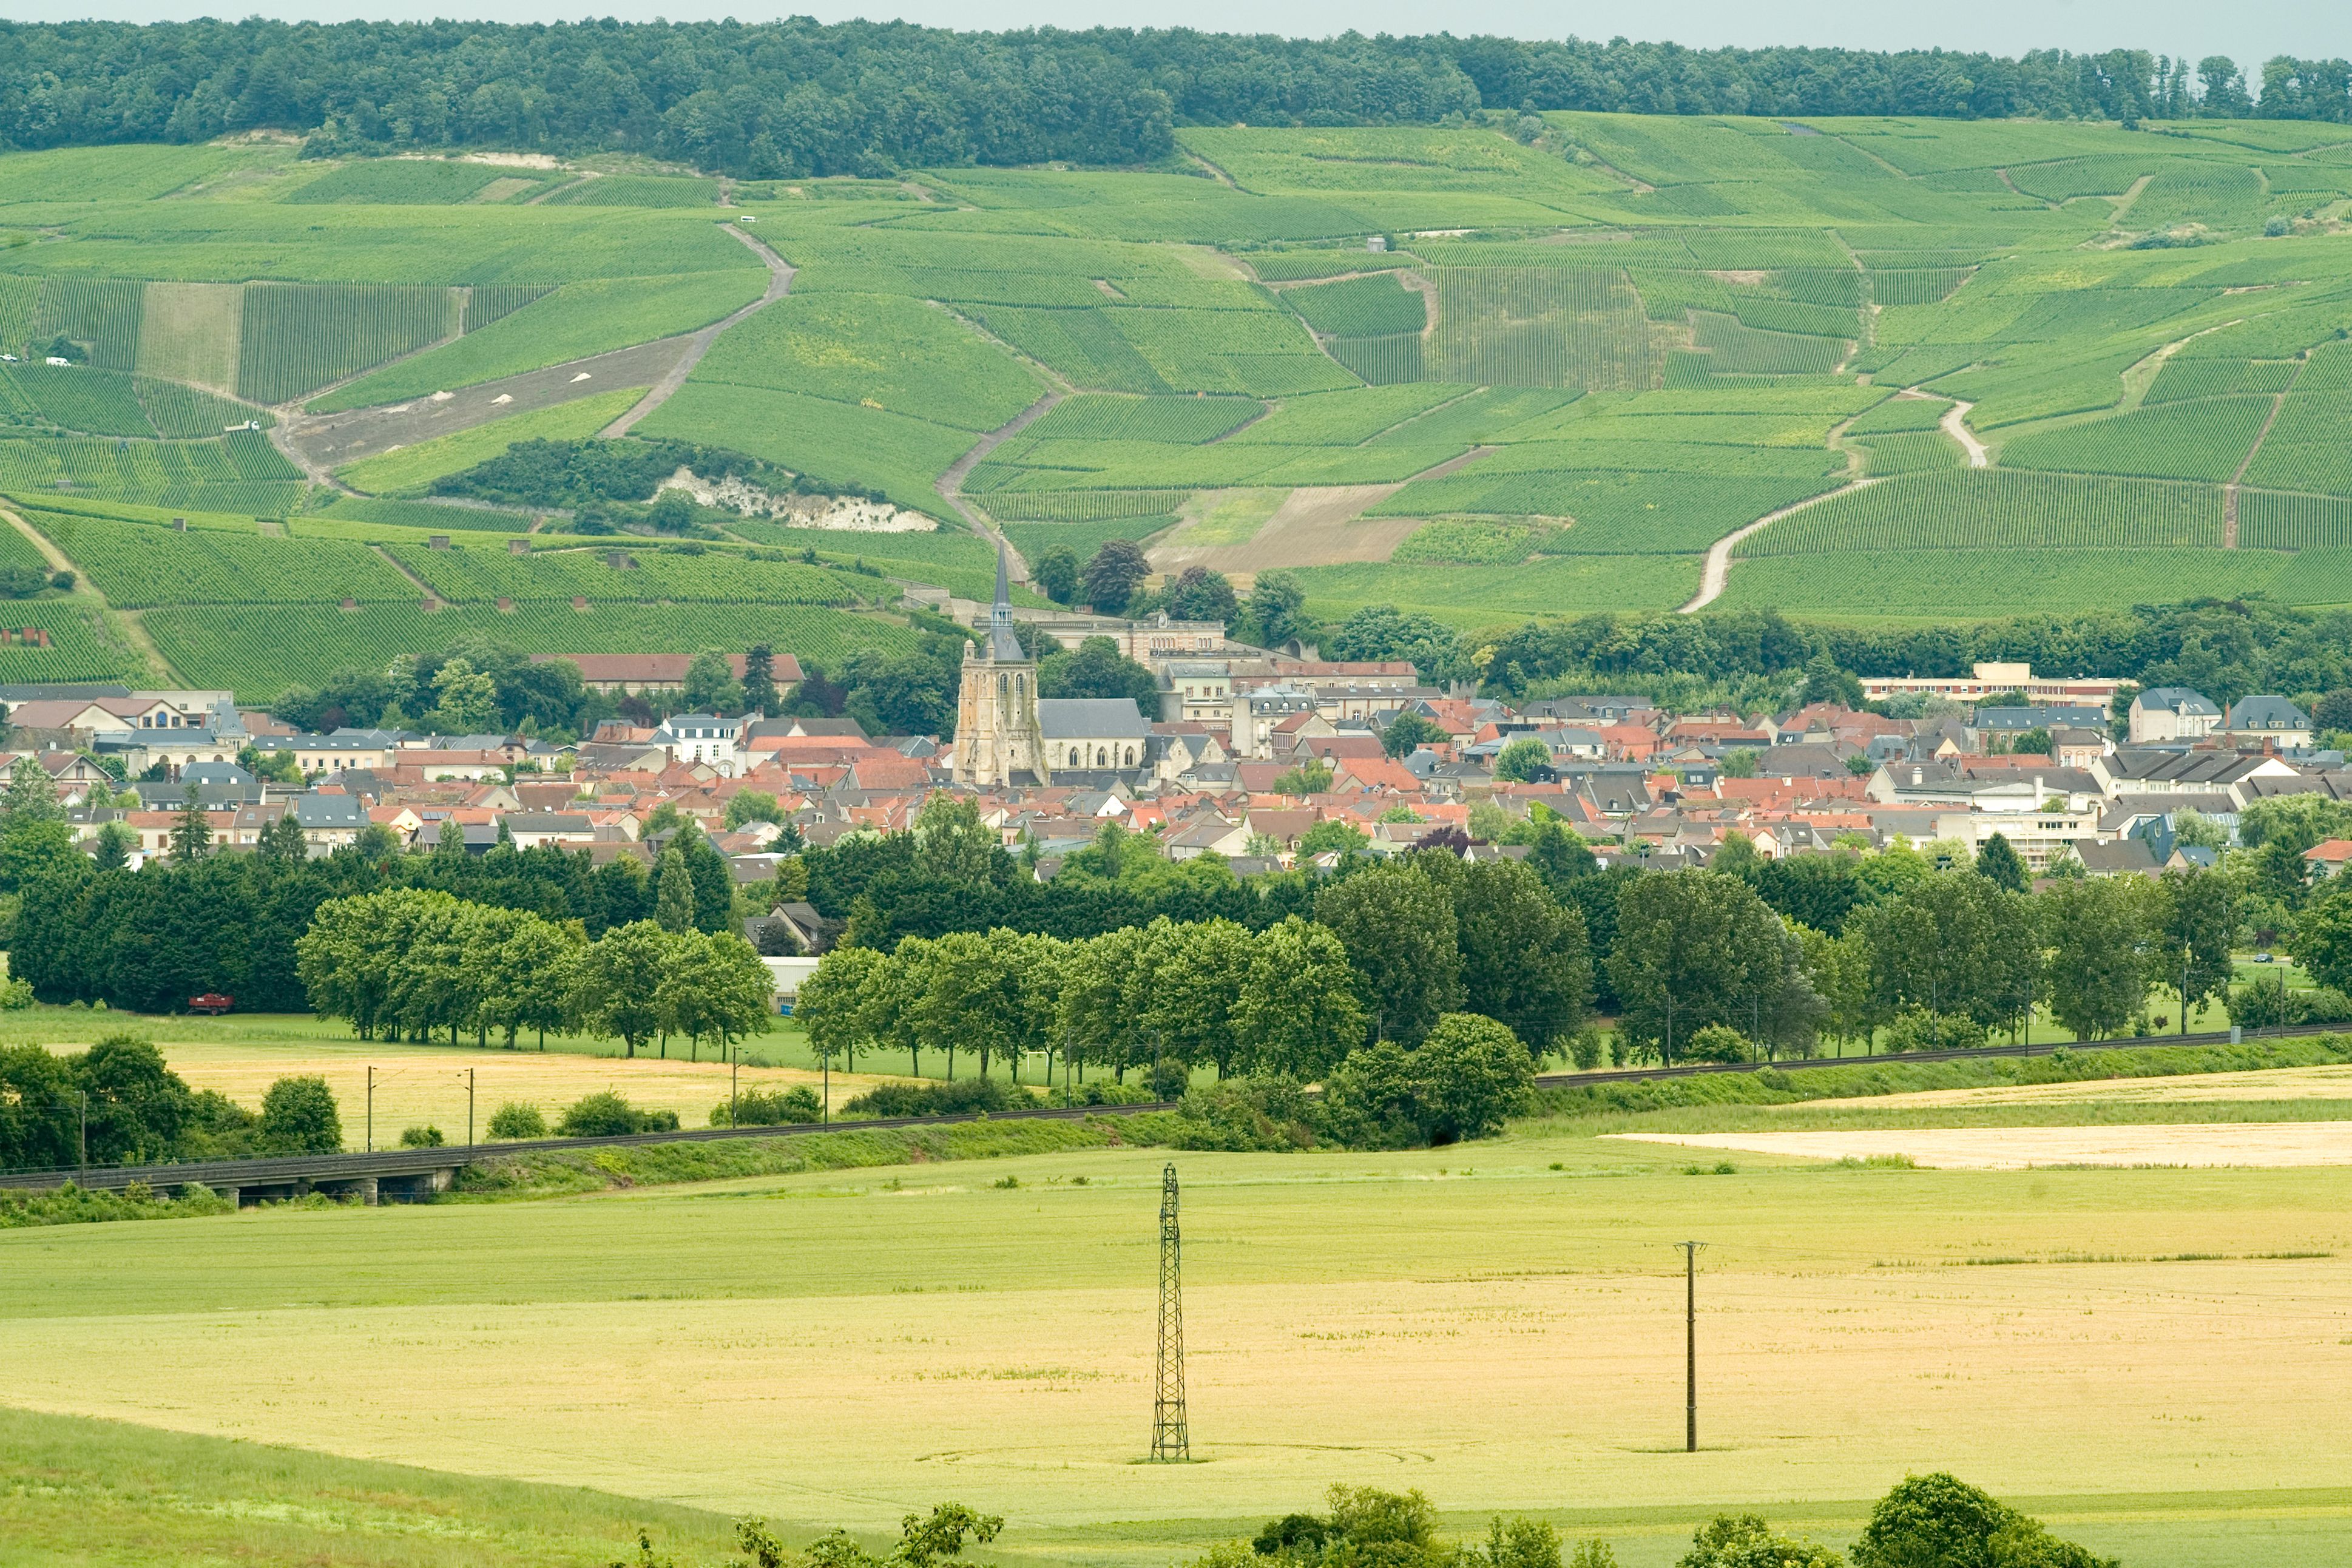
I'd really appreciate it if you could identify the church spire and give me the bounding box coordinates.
[986,535,1026,663]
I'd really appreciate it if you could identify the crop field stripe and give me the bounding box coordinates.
[1736,470,2225,556]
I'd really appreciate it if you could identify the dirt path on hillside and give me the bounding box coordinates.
[1941,397,1989,467]
[602,226,794,438]
[934,390,1067,580]
[1678,478,1881,613]
[1,503,179,682]
[1144,444,1500,579]
[2225,357,2303,547]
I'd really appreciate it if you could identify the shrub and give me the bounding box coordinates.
[1680,1024,1751,1064]
[2229,980,2352,1029]
[711,1085,825,1127]
[1320,1015,1536,1149]
[255,1075,342,1154]
[1879,1009,1989,1053]
[398,1123,445,1147]
[487,1101,549,1140]
[840,1078,1036,1118]
[554,1091,679,1137]
[1852,1473,2114,1568]
[1056,1078,1154,1107]
[0,977,32,1009]
[1677,1513,1840,1568]
[1170,1076,1317,1152]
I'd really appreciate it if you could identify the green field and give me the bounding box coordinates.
[5,118,2352,680]
[10,1081,2352,1567]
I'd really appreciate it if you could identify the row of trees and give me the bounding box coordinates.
[2,22,2331,178]
[296,889,772,1059]
[0,1036,340,1172]
[8,793,754,1014]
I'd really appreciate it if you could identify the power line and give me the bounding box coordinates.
[1151,1160,1189,1462]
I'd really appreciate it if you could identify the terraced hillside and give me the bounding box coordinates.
[4,121,2352,690]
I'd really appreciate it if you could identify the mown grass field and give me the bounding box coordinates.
[10,1073,2352,1567]
[9,118,2352,686]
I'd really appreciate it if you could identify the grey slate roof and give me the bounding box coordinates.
[1036,698,1148,739]
[2226,695,2311,731]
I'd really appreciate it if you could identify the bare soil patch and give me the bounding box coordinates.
[1150,484,1420,573]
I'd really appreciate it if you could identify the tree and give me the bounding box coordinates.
[1776,921,1856,1053]
[2041,876,2157,1040]
[1415,1014,1536,1140]
[684,647,744,713]
[1032,545,1079,605]
[1316,863,1462,1045]
[255,1075,342,1155]
[1,755,62,825]
[1297,819,1369,859]
[1492,737,1550,783]
[72,1034,191,1165]
[1381,712,1445,758]
[1857,873,2040,1038]
[161,792,217,862]
[660,930,774,1061]
[1719,748,1760,779]
[476,910,583,1049]
[1271,760,1334,797]
[795,944,896,1078]
[1455,859,1589,1056]
[1677,1515,1840,1568]
[1853,1473,2114,1568]
[1082,539,1149,614]
[655,847,696,933]
[912,793,1011,885]
[573,921,675,1058]
[1231,917,1367,1080]
[246,809,303,865]
[1976,832,2027,894]
[726,789,784,830]
[1164,566,1238,623]
[1795,652,1862,708]
[1242,569,1309,649]
[741,644,780,713]
[90,819,132,871]
[1322,1015,1533,1147]
[1038,636,1157,708]
[426,655,499,732]
[2156,868,2235,1030]
[1609,871,1820,1064]
[2291,884,2352,998]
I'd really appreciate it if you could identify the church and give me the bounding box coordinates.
[953,542,1149,787]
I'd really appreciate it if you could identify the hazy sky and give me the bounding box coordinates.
[6,0,2337,73]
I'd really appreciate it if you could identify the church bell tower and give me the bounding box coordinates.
[953,541,1047,786]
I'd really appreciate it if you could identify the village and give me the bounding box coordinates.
[7,564,2344,931]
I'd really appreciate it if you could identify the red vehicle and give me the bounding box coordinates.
[188,993,234,1015]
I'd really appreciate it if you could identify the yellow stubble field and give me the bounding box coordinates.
[6,1121,2352,1566]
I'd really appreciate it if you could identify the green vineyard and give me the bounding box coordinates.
[143,601,916,698]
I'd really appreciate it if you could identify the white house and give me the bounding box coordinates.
[654,712,742,776]
[2127,687,2221,745]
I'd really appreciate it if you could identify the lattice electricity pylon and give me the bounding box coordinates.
[1151,1160,1189,1461]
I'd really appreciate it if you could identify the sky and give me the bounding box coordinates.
[5,0,2339,72]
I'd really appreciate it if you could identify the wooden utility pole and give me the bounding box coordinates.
[1677,1240,1705,1452]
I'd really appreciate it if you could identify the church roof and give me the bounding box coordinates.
[1038,698,1149,740]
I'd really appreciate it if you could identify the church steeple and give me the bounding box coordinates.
[985,536,1025,663]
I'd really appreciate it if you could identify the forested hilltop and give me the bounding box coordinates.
[2,22,2346,175]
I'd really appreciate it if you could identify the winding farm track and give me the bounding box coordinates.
[1678,478,1878,613]
[1941,397,1989,466]
[934,390,1067,577]
[601,225,793,437]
